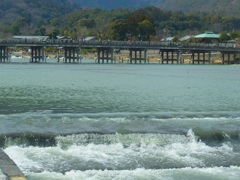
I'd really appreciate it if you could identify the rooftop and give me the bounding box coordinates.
[194,32,220,39]
[13,35,49,40]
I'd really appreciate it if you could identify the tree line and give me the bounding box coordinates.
[4,6,240,42]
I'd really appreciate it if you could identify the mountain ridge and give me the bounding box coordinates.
[1,0,240,39]
[159,0,240,17]
[74,0,164,10]
[74,0,240,17]
[0,0,80,37]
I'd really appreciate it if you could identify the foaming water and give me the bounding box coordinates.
[4,130,240,179]
[1,64,240,179]
[26,167,240,180]
[1,112,240,137]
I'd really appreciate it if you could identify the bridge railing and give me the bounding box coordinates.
[0,39,240,51]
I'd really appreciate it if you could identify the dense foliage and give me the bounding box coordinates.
[159,0,240,17]
[1,0,240,42]
[75,0,240,17]
[0,0,79,37]
[47,6,240,41]
[74,0,163,10]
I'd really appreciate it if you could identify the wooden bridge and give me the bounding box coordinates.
[1,39,240,64]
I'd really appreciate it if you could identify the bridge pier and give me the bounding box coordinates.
[191,50,211,64]
[221,51,240,64]
[160,49,180,64]
[96,48,114,63]
[0,46,10,63]
[129,49,147,64]
[31,46,45,63]
[64,47,81,63]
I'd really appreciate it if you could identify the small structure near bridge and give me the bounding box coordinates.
[194,32,220,43]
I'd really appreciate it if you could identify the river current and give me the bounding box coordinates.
[0,59,240,179]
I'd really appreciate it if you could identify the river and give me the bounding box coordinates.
[0,59,240,179]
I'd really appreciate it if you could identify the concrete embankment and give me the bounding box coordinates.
[0,149,26,180]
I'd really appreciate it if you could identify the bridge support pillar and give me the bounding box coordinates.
[31,46,45,63]
[0,46,10,63]
[191,51,211,64]
[64,47,81,63]
[129,49,147,64]
[160,49,180,64]
[97,48,114,63]
[221,51,240,64]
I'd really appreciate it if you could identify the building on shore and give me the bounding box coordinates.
[194,31,220,43]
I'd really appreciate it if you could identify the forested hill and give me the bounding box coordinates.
[0,0,80,37]
[159,0,240,17]
[74,0,163,10]
[0,0,79,22]
[75,0,240,17]
[1,0,240,40]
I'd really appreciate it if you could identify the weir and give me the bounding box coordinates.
[0,149,26,180]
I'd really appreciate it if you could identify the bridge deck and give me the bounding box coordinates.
[1,40,239,52]
[1,40,240,64]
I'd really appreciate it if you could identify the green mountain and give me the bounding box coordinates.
[1,0,240,39]
[0,0,79,21]
[158,0,240,17]
[74,0,163,10]
[0,0,80,37]
[74,0,240,17]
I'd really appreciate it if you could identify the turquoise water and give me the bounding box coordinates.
[0,61,240,179]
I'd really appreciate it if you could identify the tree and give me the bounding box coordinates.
[10,25,20,35]
[48,28,60,39]
[220,32,231,42]
[138,20,156,40]
[110,19,128,40]
[125,9,156,40]
[34,27,46,35]
[77,18,96,28]
[230,32,240,39]
[173,37,179,42]
[94,18,111,40]
[70,28,78,40]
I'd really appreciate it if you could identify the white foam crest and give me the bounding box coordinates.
[163,130,234,167]
[0,170,6,180]
[56,133,192,148]
[75,116,131,123]
[7,113,133,123]
[26,166,240,180]
[4,132,237,174]
[4,146,44,173]
[151,116,240,122]
[5,143,132,173]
